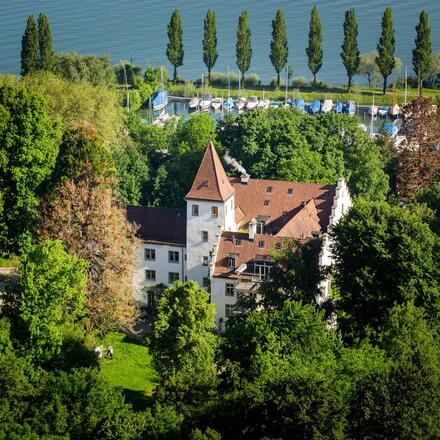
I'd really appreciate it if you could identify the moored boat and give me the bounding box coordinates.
[189,95,199,110]
[389,103,400,117]
[246,96,258,110]
[383,122,398,138]
[308,99,321,114]
[294,99,305,111]
[152,89,168,112]
[368,105,378,117]
[378,106,390,117]
[334,100,344,113]
[344,101,356,116]
[321,99,333,113]
[211,97,222,111]
[236,97,247,111]
[199,94,212,110]
[223,97,234,111]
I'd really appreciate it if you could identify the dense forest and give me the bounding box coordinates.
[1,13,440,439]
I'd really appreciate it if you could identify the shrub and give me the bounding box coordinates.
[205,71,239,88]
[243,73,261,87]
[270,76,285,88]
[291,76,308,88]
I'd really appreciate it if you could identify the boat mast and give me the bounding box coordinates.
[404,66,408,106]
[285,66,288,104]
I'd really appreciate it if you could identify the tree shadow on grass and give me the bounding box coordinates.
[123,388,155,411]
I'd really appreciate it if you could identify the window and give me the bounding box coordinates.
[168,250,179,263]
[275,242,282,249]
[192,204,199,216]
[202,180,209,187]
[202,231,208,241]
[255,262,272,280]
[168,272,179,283]
[144,248,155,261]
[203,277,210,288]
[266,186,273,193]
[225,304,235,318]
[263,200,270,207]
[225,283,234,297]
[211,206,218,217]
[256,221,265,234]
[145,270,156,281]
[203,256,209,266]
[226,257,235,269]
[287,188,293,195]
[235,238,242,245]
[258,240,265,248]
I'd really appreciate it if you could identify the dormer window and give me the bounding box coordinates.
[202,180,209,187]
[226,257,235,268]
[258,240,265,248]
[256,221,265,234]
[283,211,288,216]
[235,238,242,245]
[263,200,270,207]
[287,188,293,195]
[266,186,273,193]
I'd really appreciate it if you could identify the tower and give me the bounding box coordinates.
[185,142,236,287]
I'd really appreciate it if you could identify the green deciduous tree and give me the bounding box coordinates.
[20,15,39,76]
[376,8,396,95]
[269,9,288,88]
[236,10,252,85]
[350,303,440,438]
[340,9,360,93]
[151,281,218,411]
[358,51,381,87]
[203,9,218,83]
[16,240,88,364]
[332,200,440,342]
[166,10,184,83]
[0,84,60,254]
[37,13,54,71]
[306,6,323,87]
[413,11,433,96]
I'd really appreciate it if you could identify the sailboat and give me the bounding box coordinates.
[293,99,305,112]
[378,106,390,117]
[151,66,168,111]
[334,101,344,113]
[321,99,333,113]
[308,99,321,114]
[368,93,378,117]
[389,85,400,117]
[344,101,356,116]
[199,74,212,110]
[223,66,234,111]
[235,73,247,110]
[258,90,270,109]
[246,95,258,110]
[211,97,222,111]
[189,95,199,110]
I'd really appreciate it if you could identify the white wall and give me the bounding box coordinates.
[186,195,236,287]
[133,241,186,304]
[211,276,237,329]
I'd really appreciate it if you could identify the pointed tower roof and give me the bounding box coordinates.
[186,141,235,202]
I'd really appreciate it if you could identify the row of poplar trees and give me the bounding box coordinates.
[21,13,54,75]
[166,8,434,94]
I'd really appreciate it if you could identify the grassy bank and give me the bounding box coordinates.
[97,331,157,409]
[169,83,439,106]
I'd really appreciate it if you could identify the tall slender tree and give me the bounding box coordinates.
[340,9,360,93]
[166,10,184,83]
[37,13,54,71]
[20,15,39,76]
[236,10,252,85]
[412,11,432,96]
[202,9,218,83]
[376,8,396,95]
[270,9,288,88]
[306,6,323,87]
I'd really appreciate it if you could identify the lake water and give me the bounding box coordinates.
[1,1,439,85]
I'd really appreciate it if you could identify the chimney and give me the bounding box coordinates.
[248,218,256,240]
[240,173,250,184]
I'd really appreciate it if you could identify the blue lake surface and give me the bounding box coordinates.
[1,0,439,85]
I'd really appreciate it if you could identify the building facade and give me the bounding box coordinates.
[127,142,352,328]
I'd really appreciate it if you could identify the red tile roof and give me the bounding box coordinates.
[229,177,335,234]
[126,206,186,245]
[186,141,235,202]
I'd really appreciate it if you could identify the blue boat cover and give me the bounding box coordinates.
[384,123,398,137]
[152,90,168,108]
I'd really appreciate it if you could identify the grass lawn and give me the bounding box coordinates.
[0,255,20,268]
[97,331,158,409]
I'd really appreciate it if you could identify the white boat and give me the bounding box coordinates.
[236,97,247,111]
[211,97,222,111]
[389,104,400,117]
[199,94,212,110]
[153,109,170,126]
[378,106,390,117]
[368,105,378,117]
[321,99,333,113]
[189,96,199,109]
[258,97,271,109]
[246,96,258,110]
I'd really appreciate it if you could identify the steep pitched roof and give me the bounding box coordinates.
[186,141,235,202]
[277,199,321,238]
[126,206,186,245]
[229,177,335,233]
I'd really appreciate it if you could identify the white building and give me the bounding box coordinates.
[127,142,352,327]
